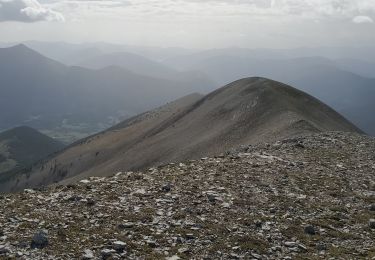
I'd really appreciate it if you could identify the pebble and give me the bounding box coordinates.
[178,247,189,254]
[162,183,172,192]
[166,256,180,260]
[31,230,49,249]
[101,249,115,259]
[304,225,316,235]
[369,219,375,229]
[82,249,94,259]
[284,241,297,247]
[0,245,10,255]
[113,241,126,252]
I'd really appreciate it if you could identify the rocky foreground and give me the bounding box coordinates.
[1,132,375,259]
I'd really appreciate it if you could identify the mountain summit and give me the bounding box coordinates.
[0,77,361,192]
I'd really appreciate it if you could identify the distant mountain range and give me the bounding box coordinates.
[0,78,361,193]
[0,44,215,143]
[0,126,64,182]
[3,42,373,134]
[77,52,212,84]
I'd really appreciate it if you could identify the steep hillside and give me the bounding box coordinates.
[163,54,375,135]
[0,132,374,259]
[0,44,214,143]
[0,126,64,176]
[1,78,361,192]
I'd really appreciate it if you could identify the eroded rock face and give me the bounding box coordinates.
[0,132,374,259]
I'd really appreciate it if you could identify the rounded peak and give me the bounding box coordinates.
[230,77,276,85]
[13,43,28,49]
[4,44,32,52]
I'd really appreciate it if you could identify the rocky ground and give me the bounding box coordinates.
[0,132,375,259]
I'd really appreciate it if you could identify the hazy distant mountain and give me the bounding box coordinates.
[0,44,215,143]
[1,78,361,192]
[77,52,214,88]
[0,126,64,177]
[163,52,375,135]
[21,41,105,65]
[164,46,375,65]
[334,58,375,78]
[19,41,196,65]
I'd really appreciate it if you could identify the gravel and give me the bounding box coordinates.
[0,132,374,259]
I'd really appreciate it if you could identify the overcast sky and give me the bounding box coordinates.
[0,0,374,48]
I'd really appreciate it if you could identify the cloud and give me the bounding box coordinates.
[352,15,374,24]
[0,0,65,22]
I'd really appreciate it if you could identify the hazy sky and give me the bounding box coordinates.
[0,0,374,48]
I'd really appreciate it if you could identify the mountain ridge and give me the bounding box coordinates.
[0,77,361,192]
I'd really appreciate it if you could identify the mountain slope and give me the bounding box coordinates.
[163,54,375,135]
[0,77,361,192]
[0,126,64,176]
[0,45,214,143]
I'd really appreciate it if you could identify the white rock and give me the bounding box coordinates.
[166,256,180,260]
[82,249,94,259]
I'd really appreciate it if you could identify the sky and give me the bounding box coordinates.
[0,0,374,49]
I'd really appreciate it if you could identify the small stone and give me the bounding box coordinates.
[166,256,180,260]
[316,242,327,251]
[113,241,126,252]
[68,195,82,202]
[146,240,157,248]
[31,230,49,249]
[284,241,297,247]
[255,220,262,228]
[178,247,189,254]
[207,194,216,203]
[304,225,316,235]
[295,142,305,148]
[101,249,115,259]
[221,202,230,208]
[162,183,172,192]
[87,198,96,206]
[118,222,134,229]
[185,234,195,240]
[82,249,94,259]
[370,205,375,211]
[298,243,308,251]
[369,219,375,229]
[0,245,10,255]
